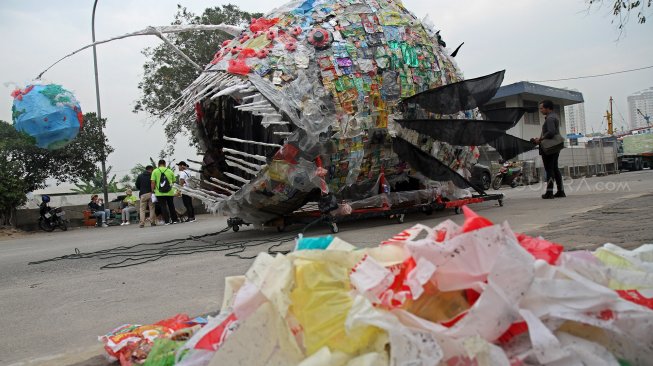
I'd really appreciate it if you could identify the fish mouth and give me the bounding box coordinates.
[178,71,297,202]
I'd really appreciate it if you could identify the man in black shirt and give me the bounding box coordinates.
[532,100,565,199]
[135,165,156,228]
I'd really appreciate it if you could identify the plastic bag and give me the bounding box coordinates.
[296,235,334,251]
[100,324,173,366]
[207,302,304,366]
[143,338,184,366]
[227,59,251,75]
[515,233,564,265]
[155,314,192,331]
[290,256,384,355]
[461,205,493,233]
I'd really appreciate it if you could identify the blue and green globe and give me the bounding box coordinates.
[11,84,84,149]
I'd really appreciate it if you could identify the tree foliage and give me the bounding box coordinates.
[134,4,262,152]
[0,112,113,226]
[71,166,121,194]
[588,0,651,29]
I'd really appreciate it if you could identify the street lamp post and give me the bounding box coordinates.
[92,0,109,204]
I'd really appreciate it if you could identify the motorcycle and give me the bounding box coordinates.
[492,161,523,190]
[39,206,68,232]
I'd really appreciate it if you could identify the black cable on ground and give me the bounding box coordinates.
[28,218,324,270]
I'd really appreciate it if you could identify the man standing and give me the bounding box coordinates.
[176,161,196,223]
[532,100,565,199]
[150,159,179,225]
[135,165,156,228]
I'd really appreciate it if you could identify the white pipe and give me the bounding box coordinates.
[209,177,241,190]
[224,172,250,184]
[222,148,267,163]
[226,161,259,176]
[223,136,282,148]
[225,155,265,170]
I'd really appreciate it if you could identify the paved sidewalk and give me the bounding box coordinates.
[530,193,653,251]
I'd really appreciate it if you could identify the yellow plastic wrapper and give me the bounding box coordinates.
[290,256,384,356]
[593,244,653,290]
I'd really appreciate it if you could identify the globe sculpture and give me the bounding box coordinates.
[11,84,83,149]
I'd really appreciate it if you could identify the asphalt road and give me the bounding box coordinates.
[2,170,652,366]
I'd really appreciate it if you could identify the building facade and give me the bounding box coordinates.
[564,90,587,134]
[487,81,584,141]
[628,87,653,129]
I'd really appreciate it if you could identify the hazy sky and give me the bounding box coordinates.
[1,0,652,186]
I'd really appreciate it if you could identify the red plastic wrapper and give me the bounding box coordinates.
[249,17,280,32]
[237,48,257,59]
[617,289,653,309]
[154,313,192,331]
[515,233,564,265]
[461,205,493,233]
[227,59,251,75]
[273,144,300,164]
[100,314,194,366]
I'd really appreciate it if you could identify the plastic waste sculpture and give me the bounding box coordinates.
[11,84,83,149]
[175,0,536,225]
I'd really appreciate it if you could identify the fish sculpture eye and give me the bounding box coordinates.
[307,28,331,49]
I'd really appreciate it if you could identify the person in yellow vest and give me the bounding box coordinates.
[150,159,179,225]
[120,188,138,225]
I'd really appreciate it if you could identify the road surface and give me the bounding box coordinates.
[2,170,652,365]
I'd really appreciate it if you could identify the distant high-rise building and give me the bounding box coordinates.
[564,90,587,134]
[628,87,653,130]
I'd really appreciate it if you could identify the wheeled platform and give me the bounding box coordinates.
[227,193,504,234]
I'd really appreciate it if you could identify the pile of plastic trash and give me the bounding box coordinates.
[101,207,653,366]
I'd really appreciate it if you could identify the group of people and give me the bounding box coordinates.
[87,159,196,228]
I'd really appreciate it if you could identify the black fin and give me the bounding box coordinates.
[401,70,505,115]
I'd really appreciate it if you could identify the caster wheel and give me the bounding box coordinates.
[396,214,405,224]
[498,199,504,207]
[330,222,339,234]
[454,207,460,215]
[232,225,240,232]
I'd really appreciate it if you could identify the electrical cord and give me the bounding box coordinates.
[28,218,323,269]
[530,64,653,82]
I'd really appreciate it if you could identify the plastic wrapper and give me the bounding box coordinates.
[97,205,653,366]
[143,339,184,366]
[289,254,385,356]
[515,233,564,265]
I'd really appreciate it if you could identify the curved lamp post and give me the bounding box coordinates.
[92,0,109,204]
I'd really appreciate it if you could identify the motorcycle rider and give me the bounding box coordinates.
[39,195,52,219]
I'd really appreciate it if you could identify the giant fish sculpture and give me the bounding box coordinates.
[175,0,535,225]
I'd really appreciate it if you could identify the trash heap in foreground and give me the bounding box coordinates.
[101,207,653,366]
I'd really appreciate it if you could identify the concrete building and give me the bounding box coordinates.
[483,82,617,180]
[563,89,587,134]
[628,87,653,129]
[487,81,584,141]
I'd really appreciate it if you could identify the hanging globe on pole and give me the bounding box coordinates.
[11,84,84,149]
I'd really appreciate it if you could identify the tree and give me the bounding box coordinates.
[587,0,651,29]
[71,166,121,194]
[134,4,262,153]
[0,112,113,226]
[118,159,157,190]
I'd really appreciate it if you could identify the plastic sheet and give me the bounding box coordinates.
[290,254,384,356]
[401,71,505,115]
[515,233,564,265]
[98,205,653,366]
